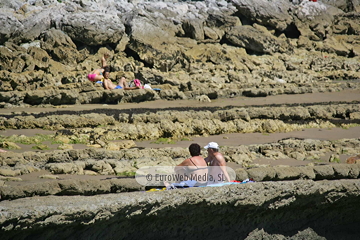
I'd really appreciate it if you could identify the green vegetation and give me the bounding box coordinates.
[1,142,21,150]
[180,137,192,141]
[340,123,360,130]
[69,138,88,144]
[0,134,54,145]
[32,144,50,150]
[0,133,89,149]
[117,171,136,177]
[68,134,89,144]
[330,157,341,163]
[150,138,176,144]
[51,139,65,144]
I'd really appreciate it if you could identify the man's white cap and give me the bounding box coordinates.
[204,142,219,149]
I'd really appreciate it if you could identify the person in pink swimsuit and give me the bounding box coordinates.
[87,53,110,82]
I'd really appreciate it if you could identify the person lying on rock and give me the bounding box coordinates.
[87,64,108,83]
[103,71,141,90]
[204,142,231,183]
[165,143,208,189]
[87,53,110,83]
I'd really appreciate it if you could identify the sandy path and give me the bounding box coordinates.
[0,89,359,114]
[134,127,360,148]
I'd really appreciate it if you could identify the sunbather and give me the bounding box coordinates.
[103,71,141,90]
[165,143,208,189]
[87,53,110,82]
[204,142,231,183]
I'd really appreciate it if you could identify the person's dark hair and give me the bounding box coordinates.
[189,143,201,157]
[210,148,218,152]
[103,66,110,73]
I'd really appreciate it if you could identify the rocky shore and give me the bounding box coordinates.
[1,0,360,239]
[1,0,360,108]
[2,180,360,240]
[1,161,360,201]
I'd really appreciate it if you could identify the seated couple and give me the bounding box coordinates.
[165,142,232,189]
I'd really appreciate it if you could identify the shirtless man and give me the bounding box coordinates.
[102,71,141,90]
[173,143,208,186]
[204,142,231,183]
[101,53,110,68]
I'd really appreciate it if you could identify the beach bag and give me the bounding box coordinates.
[129,79,142,88]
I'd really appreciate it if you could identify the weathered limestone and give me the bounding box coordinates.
[1,161,360,201]
[0,0,360,106]
[1,1,360,239]
[1,103,359,141]
[1,180,360,240]
[0,178,143,201]
[0,137,359,180]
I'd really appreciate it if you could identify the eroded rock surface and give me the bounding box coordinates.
[0,0,360,107]
[1,1,360,239]
[1,180,360,240]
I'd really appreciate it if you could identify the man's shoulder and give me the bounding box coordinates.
[214,153,225,162]
[214,152,224,158]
